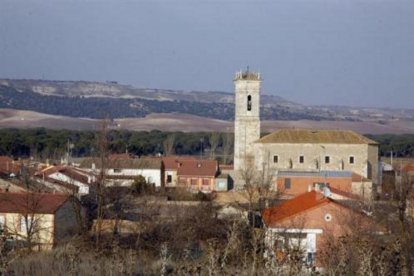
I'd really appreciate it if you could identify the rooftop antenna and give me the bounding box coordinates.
[246,65,250,73]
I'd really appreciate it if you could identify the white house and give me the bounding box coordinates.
[80,157,162,187]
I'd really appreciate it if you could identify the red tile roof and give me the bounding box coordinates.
[177,159,218,177]
[38,166,92,185]
[262,191,331,227]
[162,156,196,170]
[0,192,69,214]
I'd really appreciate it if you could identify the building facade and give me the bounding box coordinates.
[253,129,379,187]
[233,70,261,171]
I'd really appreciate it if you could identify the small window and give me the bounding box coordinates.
[247,95,252,111]
[202,179,209,186]
[167,174,172,183]
[349,156,355,164]
[284,178,291,189]
[113,168,122,173]
[0,216,5,231]
[191,178,198,186]
[273,155,279,163]
[299,155,304,164]
[325,156,330,164]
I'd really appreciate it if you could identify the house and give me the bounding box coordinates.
[0,192,80,250]
[177,159,218,193]
[79,157,162,187]
[0,156,21,177]
[37,165,94,195]
[275,170,371,199]
[261,190,380,267]
[161,156,196,188]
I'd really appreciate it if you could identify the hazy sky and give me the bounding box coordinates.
[1,0,413,108]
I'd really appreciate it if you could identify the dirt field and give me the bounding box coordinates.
[1,108,414,134]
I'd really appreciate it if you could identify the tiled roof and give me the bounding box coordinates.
[177,159,218,177]
[0,192,69,214]
[262,191,331,227]
[39,165,65,176]
[162,156,196,170]
[38,166,92,185]
[256,129,378,145]
[42,177,79,193]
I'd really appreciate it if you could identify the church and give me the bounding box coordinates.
[233,70,379,199]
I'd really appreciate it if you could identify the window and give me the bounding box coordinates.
[247,95,252,111]
[202,179,210,186]
[273,155,279,163]
[299,155,304,164]
[191,178,198,186]
[167,174,172,183]
[307,252,316,266]
[324,156,330,164]
[284,178,291,189]
[349,156,355,164]
[0,216,4,232]
[113,168,122,173]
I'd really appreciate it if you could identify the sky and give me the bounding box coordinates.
[1,0,413,109]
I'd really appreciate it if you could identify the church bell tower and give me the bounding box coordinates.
[233,69,261,171]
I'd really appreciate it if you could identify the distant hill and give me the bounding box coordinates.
[0,79,329,121]
[0,79,413,122]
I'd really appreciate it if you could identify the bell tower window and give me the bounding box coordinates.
[247,95,252,111]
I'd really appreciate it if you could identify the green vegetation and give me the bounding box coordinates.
[0,128,413,160]
[366,134,414,157]
[0,85,330,121]
[0,128,233,161]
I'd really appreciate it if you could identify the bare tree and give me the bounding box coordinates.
[0,192,55,251]
[221,133,233,165]
[208,132,220,159]
[95,119,110,247]
[163,134,176,156]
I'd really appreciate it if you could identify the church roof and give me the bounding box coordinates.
[256,129,378,145]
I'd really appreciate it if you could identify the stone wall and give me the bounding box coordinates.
[254,142,379,184]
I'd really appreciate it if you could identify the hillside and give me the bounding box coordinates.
[2,109,414,134]
[0,79,413,123]
[0,79,336,121]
